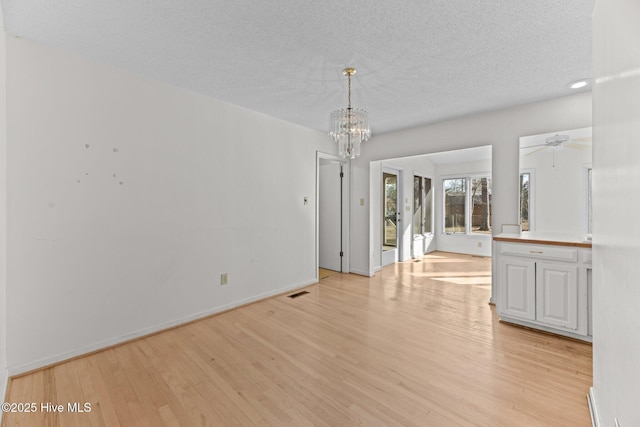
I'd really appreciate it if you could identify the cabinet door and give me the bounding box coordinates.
[536,263,578,330]
[499,257,536,321]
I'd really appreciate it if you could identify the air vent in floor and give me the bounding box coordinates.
[288,290,310,299]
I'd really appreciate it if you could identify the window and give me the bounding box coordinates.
[444,178,466,233]
[471,177,492,234]
[413,176,433,235]
[383,172,397,247]
[520,172,530,231]
[443,175,492,234]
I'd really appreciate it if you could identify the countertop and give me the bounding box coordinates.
[493,232,592,248]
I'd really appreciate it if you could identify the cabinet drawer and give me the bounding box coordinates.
[499,243,578,262]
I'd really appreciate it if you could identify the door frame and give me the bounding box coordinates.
[381,165,403,267]
[412,172,435,258]
[316,151,350,280]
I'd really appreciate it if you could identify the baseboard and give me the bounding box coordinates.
[349,267,375,277]
[7,279,317,377]
[0,369,8,425]
[588,387,600,427]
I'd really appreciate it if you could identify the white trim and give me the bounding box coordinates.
[491,240,498,303]
[0,369,8,425]
[381,165,403,266]
[351,268,375,277]
[583,163,592,236]
[316,151,352,280]
[411,172,434,242]
[498,315,592,343]
[588,387,600,427]
[316,151,350,276]
[6,279,317,377]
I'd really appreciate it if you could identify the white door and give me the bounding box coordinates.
[499,257,536,321]
[319,158,346,272]
[536,262,578,330]
[382,168,402,266]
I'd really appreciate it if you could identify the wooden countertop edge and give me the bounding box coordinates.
[493,236,592,248]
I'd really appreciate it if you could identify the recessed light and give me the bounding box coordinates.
[568,79,592,89]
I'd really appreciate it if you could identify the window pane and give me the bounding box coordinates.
[383,173,397,247]
[520,173,530,231]
[413,176,422,235]
[444,178,466,233]
[424,178,432,234]
[471,177,492,234]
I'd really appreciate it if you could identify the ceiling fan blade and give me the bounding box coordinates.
[571,136,592,143]
[521,143,548,149]
[565,142,591,150]
[524,146,548,155]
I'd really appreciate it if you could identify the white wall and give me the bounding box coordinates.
[0,5,8,408]
[592,0,640,425]
[351,92,593,276]
[5,37,334,374]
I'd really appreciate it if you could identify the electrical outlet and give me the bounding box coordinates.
[477,242,482,248]
[220,273,228,285]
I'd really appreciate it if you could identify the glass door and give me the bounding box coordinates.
[383,172,397,248]
[382,169,401,266]
[412,176,433,257]
[413,176,433,236]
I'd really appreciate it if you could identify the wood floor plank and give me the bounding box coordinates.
[2,252,593,426]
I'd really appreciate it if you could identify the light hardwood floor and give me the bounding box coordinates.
[3,252,593,426]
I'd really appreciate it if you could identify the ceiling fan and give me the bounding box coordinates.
[522,134,592,156]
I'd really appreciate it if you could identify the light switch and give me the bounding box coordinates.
[360,198,365,206]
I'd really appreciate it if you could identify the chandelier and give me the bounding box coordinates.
[329,67,371,159]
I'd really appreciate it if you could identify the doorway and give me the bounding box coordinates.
[382,168,402,266]
[318,154,349,276]
[412,175,434,258]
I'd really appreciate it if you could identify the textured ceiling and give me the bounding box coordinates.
[1,0,595,135]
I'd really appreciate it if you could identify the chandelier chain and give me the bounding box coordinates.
[347,72,351,109]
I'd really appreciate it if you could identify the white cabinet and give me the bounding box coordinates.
[494,236,591,341]
[535,262,578,330]
[499,258,535,321]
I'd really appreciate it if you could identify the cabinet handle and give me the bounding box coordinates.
[529,250,543,254]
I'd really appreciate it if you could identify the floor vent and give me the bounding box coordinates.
[414,260,421,262]
[288,290,310,299]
